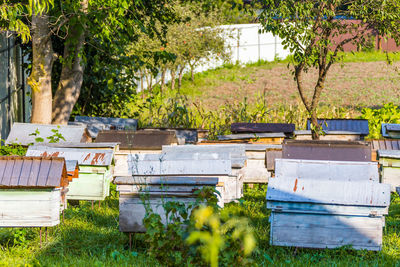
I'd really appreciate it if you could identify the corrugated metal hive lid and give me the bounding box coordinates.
[6,123,91,146]
[95,130,177,150]
[0,156,67,188]
[26,146,114,166]
[231,123,295,133]
[306,119,369,135]
[72,116,138,138]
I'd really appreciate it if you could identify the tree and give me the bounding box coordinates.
[1,0,179,124]
[258,0,400,139]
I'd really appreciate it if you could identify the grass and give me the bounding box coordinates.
[1,186,399,266]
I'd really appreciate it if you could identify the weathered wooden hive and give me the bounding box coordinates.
[26,145,115,201]
[0,156,68,227]
[70,116,138,138]
[377,150,400,191]
[6,122,91,145]
[267,158,390,251]
[381,123,400,139]
[115,155,230,233]
[295,119,369,141]
[283,140,371,161]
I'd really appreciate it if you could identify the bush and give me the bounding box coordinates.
[360,103,400,139]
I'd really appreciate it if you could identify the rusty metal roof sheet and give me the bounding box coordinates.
[231,123,295,134]
[72,116,138,138]
[0,156,68,188]
[382,123,400,138]
[6,123,91,146]
[371,140,400,151]
[218,132,285,141]
[26,146,114,166]
[283,140,371,161]
[306,119,369,135]
[95,130,177,150]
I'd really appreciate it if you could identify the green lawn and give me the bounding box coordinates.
[1,186,399,266]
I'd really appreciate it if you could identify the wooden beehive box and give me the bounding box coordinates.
[267,158,390,251]
[0,156,68,227]
[26,146,115,201]
[6,122,91,146]
[378,150,400,191]
[115,176,221,233]
[382,123,400,139]
[370,140,400,162]
[126,154,239,203]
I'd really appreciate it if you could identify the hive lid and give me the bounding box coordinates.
[266,177,390,207]
[26,146,114,166]
[73,116,138,138]
[382,123,400,138]
[231,123,295,134]
[0,156,68,188]
[95,130,177,150]
[6,123,91,146]
[218,132,285,141]
[306,119,369,135]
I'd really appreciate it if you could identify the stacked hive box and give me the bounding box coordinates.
[26,145,115,201]
[115,154,230,233]
[267,140,390,251]
[268,159,389,250]
[0,156,68,227]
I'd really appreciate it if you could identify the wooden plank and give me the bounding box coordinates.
[18,159,33,186]
[266,150,282,171]
[239,166,270,183]
[372,140,379,150]
[393,141,400,150]
[0,189,60,227]
[46,159,63,187]
[267,201,388,216]
[379,140,386,150]
[1,159,15,186]
[275,159,379,182]
[36,159,51,187]
[270,212,382,251]
[9,158,23,186]
[267,177,390,206]
[385,140,393,150]
[27,158,41,187]
[231,123,295,134]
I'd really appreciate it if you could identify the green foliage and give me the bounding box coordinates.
[257,0,400,138]
[360,103,400,139]
[0,142,26,156]
[28,126,66,144]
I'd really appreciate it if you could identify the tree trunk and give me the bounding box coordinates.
[178,66,184,90]
[170,69,176,90]
[310,109,320,140]
[190,66,194,82]
[160,69,166,95]
[52,0,88,124]
[29,12,54,124]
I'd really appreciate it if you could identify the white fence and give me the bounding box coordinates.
[138,23,290,90]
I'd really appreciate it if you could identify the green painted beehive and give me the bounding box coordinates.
[26,145,115,201]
